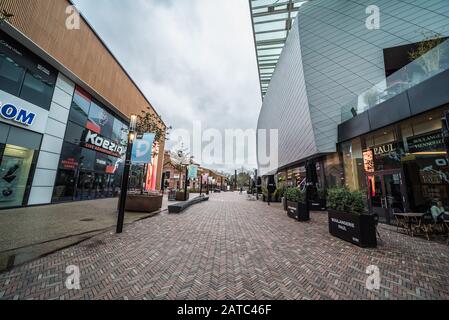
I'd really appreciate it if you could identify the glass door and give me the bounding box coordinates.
[76,171,94,200]
[367,171,406,224]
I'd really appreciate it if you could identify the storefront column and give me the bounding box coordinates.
[28,74,75,205]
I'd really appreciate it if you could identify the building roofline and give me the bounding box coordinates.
[68,0,166,128]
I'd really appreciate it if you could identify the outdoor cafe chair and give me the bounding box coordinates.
[393,209,409,234]
[419,212,435,241]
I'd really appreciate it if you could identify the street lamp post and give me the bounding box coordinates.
[184,165,189,201]
[117,115,137,234]
[255,169,259,200]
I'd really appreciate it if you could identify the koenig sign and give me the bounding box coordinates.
[82,130,125,158]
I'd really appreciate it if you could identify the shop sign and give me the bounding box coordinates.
[407,131,445,154]
[61,157,79,170]
[363,150,374,173]
[0,102,36,126]
[373,143,396,156]
[81,130,124,158]
[364,142,403,171]
[0,89,49,134]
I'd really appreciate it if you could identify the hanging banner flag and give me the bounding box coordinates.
[188,165,198,180]
[132,133,155,164]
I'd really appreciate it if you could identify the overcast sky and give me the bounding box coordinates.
[72,0,262,172]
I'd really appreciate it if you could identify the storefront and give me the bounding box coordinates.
[0,30,57,209]
[340,106,449,223]
[52,86,128,203]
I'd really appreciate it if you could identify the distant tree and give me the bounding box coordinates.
[409,32,446,75]
[135,111,171,157]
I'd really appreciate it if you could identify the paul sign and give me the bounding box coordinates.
[82,130,124,158]
[0,102,36,126]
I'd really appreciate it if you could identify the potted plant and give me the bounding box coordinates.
[285,187,310,222]
[327,187,376,248]
[261,187,268,202]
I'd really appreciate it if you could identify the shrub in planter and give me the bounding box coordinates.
[327,187,376,248]
[261,187,268,202]
[285,187,310,222]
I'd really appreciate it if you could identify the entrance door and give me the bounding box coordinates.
[367,171,406,224]
[76,172,94,200]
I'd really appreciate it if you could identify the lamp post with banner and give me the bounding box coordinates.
[117,115,137,234]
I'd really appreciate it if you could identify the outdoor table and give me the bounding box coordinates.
[394,212,426,237]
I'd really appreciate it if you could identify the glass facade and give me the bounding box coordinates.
[52,86,128,203]
[340,105,449,221]
[249,0,306,98]
[0,30,57,110]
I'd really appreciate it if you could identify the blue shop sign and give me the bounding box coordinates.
[0,103,36,126]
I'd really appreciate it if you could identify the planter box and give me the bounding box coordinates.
[328,209,377,248]
[176,191,190,201]
[123,194,163,213]
[168,190,177,201]
[309,199,327,211]
[286,201,310,222]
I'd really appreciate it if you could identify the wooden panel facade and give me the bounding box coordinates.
[1,0,165,189]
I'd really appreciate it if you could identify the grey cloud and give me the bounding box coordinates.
[73,0,261,172]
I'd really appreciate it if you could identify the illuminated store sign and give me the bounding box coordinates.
[407,130,445,154]
[81,130,125,158]
[0,103,36,126]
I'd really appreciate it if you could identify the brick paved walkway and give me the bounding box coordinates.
[0,192,448,300]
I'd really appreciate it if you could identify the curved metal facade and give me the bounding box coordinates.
[257,0,449,175]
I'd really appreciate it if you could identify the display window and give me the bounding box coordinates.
[0,144,36,208]
[87,101,114,137]
[69,87,91,127]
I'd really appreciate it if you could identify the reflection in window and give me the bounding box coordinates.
[64,121,85,146]
[0,53,25,96]
[19,71,55,110]
[87,102,113,137]
[69,87,91,126]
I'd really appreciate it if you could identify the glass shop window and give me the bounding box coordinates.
[64,121,85,145]
[52,170,76,203]
[19,70,55,110]
[0,145,35,208]
[0,53,25,96]
[69,87,92,127]
[87,102,114,138]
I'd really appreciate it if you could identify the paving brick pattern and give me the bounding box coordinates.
[0,192,448,300]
